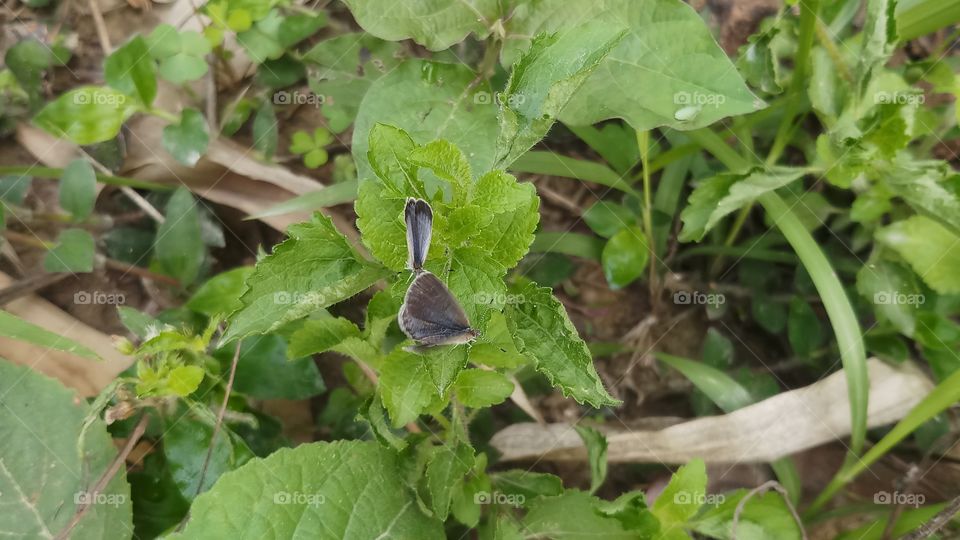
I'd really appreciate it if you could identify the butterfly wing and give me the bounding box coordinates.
[404,198,433,271]
[399,272,476,345]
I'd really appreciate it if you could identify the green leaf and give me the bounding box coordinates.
[34,86,137,144]
[787,297,824,358]
[583,201,634,238]
[155,187,204,286]
[495,24,626,168]
[751,294,787,334]
[680,167,807,242]
[0,174,32,205]
[162,108,210,166]
[601,226,649,289]
[0,310,99,360]
[883,160,960,236]
[877,215,960,294]
[341,0,498,51]
[857,0,898,92]
[425,443,474,521]
[522,490,635,539]
[44,228,95,273]
[163,412,254,501]
[5,39,53,95]
[0,359,132,538]
[117,306,161,340]
[690,490,801,540]
[166,365,206,397]
[247,179,359,221]
[574,426,608,494]
[303,33,404,133]
[214,335,325,400]
[187,267,254,317]
[509,151,637,195]
[503,0,763,131]
[224,213,389,342]
[173,441,444,538]
[59,159,97,221]
[144,24,211,85]
[491,470,564,502]
[104,35,157,106]
[652,459,706,532]
[352,60,498,182]
[655,353,753,413]
[505,281,619,408]
[252,100,278,158]
[737,27,784,94]
[237,9,326,63]
[378,349,439,428]
[287,317,373,360]
[454,369,514,408]
[425,346,468,396]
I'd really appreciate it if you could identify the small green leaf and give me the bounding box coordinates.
[680,167,807,242]
[213,335,325,400]
[0,310,99,360]
[505,281,619,408]
[877,215,960,294]
[690,489,801,540]
[166,365,205,397]
[601,226,649,289]
[426,346,468,396]
[145,24,211,85]
[788,297,824,358]
[44,228,95,273]
[237,9,326,63]
[583,201,634,238]
[379,349,439,428]
[454,369,514,408]
[655,353,753,413]
[59,159,97,221]
[574,425,608,494]
[652,459,707,530]
[223,213,389,342]
[104,35,157,105]
[252,101,278,159]
[155,187,205,286]
[34,86,137,144]
[162,108,210,166]
[523,491,635,539]
[341,0,498,51]
[187,267,254,317]
[425,443,475,521]
[491,470,564,502]
[751,294,787,334]
[163,411,253,501]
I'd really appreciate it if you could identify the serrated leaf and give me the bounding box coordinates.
[0,359,132,538]
[491,470,564,502]
[0,310,98,359]
[163,412,253,501]
[155,187,205,286]
[173,441,443,539]
[652,459,706,529]
[495,23,626,168]
[523,490,635,539]
[379,349,439,428]
[356,181,408,270]
[104,35,157,106]
[352,60,498,182]
[883,160,960,236]
[470,187,539,270]
[877,215,960,294]
[503,0,763,131]
[679,167,807,242]
[425,443,474,521]
[287,317,363,357]
[505,282,618,408]
[341,0,498,51]
[60,159,97,221]
[44,228,95,273]
[425,346,468,396]
[162,108,210,167]
[187,267,254,317]
[454,369,514,408]
[224,213,389,342]
[34,86,137,145]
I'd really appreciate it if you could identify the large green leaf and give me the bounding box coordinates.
[213,335,325,400]
[679,167,807,242]
[341,0,499,51]
[503,0,763,131]
[173,441,444,539]
[223,213,389,342]
[34,86,138,145]
[0,359,132,538]
[352,60,498,182]
[877,215,960,294]
[504,281,619,408]
[522,490,635,539]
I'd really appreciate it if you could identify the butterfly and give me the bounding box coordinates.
[398,198,479,349]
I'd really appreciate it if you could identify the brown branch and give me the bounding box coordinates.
[193,340,242,499]
[901,495,960,540]
[732,480,807,540]
[53,413,149,540]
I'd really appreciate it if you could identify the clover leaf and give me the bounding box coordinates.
[289,127,333,168]
[144,24,211,85]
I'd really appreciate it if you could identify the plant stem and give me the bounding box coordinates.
[636,130,659,307]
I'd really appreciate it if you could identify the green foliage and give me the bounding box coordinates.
[59,159,97,221]
[236,9,326,63]
[0,310,98,359]
[104,36,157,106]
[0,359,132,538]
[44,228,95,272]
[289,127,332,168]
[155,187,205,286]
[342,0,498,51]
[34,87,137,144]
[162,108,210,167]
[144,24,211,85]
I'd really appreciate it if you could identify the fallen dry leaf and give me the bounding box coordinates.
[491,358,933,464]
